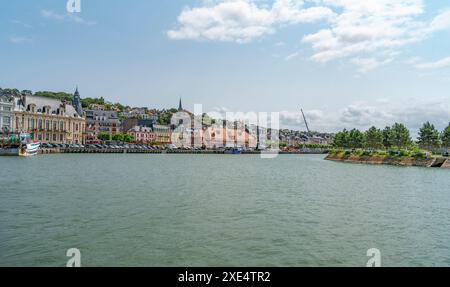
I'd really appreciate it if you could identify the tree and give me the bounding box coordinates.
[348,128,364,148]
[97,132,111,141]
[417,122,440,151]
[390,123,411,149]
[333,129,349,148]
[382,126,392,149]
[364,126,383,149]
[112,133,125,142]
[123,134,134,143]
[441,124,450,148]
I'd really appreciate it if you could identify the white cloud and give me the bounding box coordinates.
[284,51,299,61]
[168,0,335,43]
[429,10,450,31]
[9,36,32,44]
[302,0,427,63]
[351,57,393,73]
[414,57,450,69]
[41,9,96,26]
[169,0,450,72]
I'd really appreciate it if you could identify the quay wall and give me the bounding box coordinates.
[325,153,449,168]
[37,148,328,155]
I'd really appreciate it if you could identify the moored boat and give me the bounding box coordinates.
[18,134,40,157]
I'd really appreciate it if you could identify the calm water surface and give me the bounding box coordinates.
[1,154,449,266]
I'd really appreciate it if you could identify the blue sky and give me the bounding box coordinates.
[1,0,449,133]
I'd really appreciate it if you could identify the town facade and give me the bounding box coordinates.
[11,90,86,144]
[0,89,15,136]
[153,124,171,144]
[127,126,155,144]
[85,110,120,141]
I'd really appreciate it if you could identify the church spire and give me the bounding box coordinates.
[73,86,83,116]
[178,97,183,111]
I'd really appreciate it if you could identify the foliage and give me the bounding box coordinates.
[441,124,450,148]
[81,97,105,108]
[364,126,383,149]
[332,129,349,148]
[112,133,134,143]
[417,121,440,150]
[389,123,412,149]
[97,132,111,141]
[34,91,72,102]
[382,126,392,149]
[348,128,364,148]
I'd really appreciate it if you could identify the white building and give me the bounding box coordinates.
[0,89,15,135]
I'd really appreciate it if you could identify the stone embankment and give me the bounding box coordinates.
[37,147,328,155]
[325,153,449,168]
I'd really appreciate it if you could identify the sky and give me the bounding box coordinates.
[1,0,449,134]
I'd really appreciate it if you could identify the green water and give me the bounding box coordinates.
[0,154,449,266]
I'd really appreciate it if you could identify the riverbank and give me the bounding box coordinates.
[36,147,328,155]
[325,150,449,168]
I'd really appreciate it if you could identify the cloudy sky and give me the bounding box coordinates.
[1,0,449,134]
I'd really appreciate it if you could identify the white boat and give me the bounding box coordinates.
[18,134,40,157]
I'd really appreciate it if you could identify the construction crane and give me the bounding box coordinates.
[301,108,311,134]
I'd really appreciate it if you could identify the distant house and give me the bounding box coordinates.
[153,124,171,144]
[85,109,120,140]
[127,126,155,144]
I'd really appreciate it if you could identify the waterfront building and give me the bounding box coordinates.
[85,109,121,141]
[127,126,155,144]
[121,118,157,133]
[11,89,85,144]
[0,88,15,136]
[197,125,257,149]
[153,124,171,144]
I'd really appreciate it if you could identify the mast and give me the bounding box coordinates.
[301,108,310,134]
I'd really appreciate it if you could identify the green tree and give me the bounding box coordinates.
[333,129,349,148]
[382,126,392,149]
[97,132,111,141]
[441,124,450,148]
[417,122,440,151]
[123,134,134,143]
[112,133,125,142]
[364,126,383,149]
[390,123,411,149]
[348,128,364,148]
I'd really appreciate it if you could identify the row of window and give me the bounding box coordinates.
[18,118,83,132]
[2,116,11,124]
[0,106,12,112]
[29,133,82,143]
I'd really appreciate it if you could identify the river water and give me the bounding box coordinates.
[0,154,449,266]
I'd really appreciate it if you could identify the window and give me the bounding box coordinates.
[3,116,10,124]
[38,119,43,130]
[46,134,49,141]
[60,121,63,130]
[60,134,63,142]
[46,120,50,130]
[53,134,57,142]
[4,107,11,112]
[53,121,57,130]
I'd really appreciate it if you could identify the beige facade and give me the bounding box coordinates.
[153,124,171,144]
[14,94,85,144]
